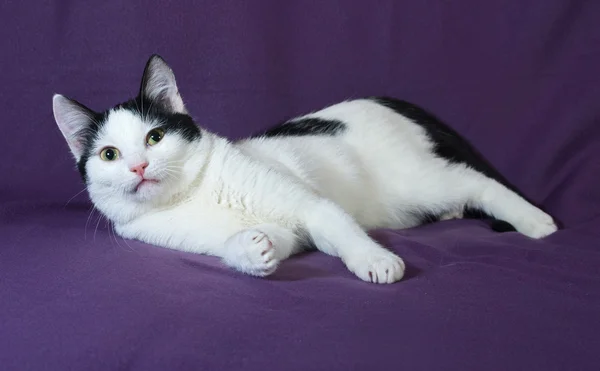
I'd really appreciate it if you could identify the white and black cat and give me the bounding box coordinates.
[52,55,557,284]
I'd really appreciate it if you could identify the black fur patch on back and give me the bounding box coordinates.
[371,97,508,181]
[371,96,523,231]
[76,96,201,182]
[256,117,346,138]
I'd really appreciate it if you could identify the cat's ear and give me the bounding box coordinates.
[139,54,187,114]
[52,94,94,161]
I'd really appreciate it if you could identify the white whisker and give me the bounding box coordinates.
[84,206,96,240]
[93,213,103,241]
[64,188,87,207]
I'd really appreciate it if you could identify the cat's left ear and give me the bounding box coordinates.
[52,94,95,162]
[139,54,187,114]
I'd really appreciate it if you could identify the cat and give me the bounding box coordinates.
[52,55,558,284]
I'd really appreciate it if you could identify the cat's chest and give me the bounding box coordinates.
[199,177,299,229]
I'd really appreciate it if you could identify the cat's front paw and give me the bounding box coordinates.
[223,229,279,277]
[344,248,405,284]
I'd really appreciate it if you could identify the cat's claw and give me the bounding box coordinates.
[224,229,279,277]
[345,248,405,284]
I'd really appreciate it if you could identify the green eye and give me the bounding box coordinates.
[100,147,120,161]
[146,128,165,146]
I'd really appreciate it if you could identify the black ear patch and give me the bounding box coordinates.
[74,110,110,183]
[254,117,346,138]
[116,97,201,143]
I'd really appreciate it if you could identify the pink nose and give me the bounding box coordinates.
[130,162,149,177]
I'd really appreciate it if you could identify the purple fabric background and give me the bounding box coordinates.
[1,1,599,370]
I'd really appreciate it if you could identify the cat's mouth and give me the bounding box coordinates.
[135,178,159,192]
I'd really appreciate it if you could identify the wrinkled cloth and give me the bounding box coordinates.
[1,1,599,370]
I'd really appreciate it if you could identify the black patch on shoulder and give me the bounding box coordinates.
[370,96,524,232]
[75,96,201,182]
[255,117,346,138]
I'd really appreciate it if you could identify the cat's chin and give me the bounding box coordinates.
[132,182,162,200]
[134,178,160,192]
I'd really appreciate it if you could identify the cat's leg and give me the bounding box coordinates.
[471,179,557,238]
[116,211,298,277]
[301,199,405,284]
[221,224,301,277]
[440,165,558,238]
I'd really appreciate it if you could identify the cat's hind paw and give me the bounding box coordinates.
[516,209,558,239]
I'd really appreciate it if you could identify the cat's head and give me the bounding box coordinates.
[53,55,206,223]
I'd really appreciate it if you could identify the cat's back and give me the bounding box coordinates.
[233,98,429,224]
[233,98,448,227]
[237,98,436,181]
[248,98,434,155]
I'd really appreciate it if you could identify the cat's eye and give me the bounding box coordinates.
[146,128,165,146]
[100,147,120,161]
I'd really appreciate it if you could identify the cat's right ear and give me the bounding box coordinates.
[52,94,95,161]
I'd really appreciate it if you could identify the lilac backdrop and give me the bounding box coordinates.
[1,1,599,370]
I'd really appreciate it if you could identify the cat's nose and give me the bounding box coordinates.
[130,162,149,177]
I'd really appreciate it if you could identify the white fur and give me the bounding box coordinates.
[53,60,557,284]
